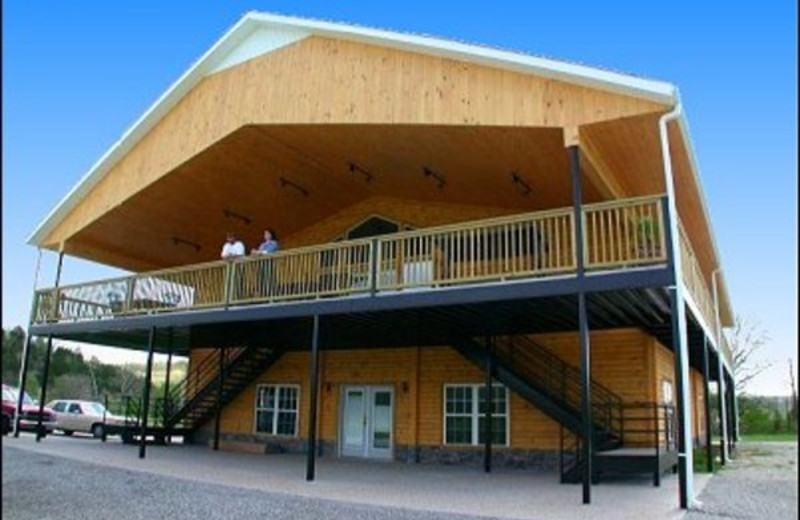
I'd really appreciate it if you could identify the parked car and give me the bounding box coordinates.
[2,383,56,436]
[45,399,127,438]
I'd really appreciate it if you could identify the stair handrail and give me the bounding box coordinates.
[166,346,248,411]
[165,346,277,429]
[494,335,624,440]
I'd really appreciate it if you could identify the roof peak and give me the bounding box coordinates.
[28,11,676,247]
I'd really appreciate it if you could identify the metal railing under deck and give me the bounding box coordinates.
[32,195,671,325]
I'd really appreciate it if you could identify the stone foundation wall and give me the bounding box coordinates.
[193,432,558,471]
[397,445,559,470]
[192,431,336,456]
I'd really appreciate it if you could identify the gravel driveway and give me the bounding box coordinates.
[2,444,497,520]
[685,441,797,520]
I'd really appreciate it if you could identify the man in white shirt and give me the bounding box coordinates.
[221,232,245,259]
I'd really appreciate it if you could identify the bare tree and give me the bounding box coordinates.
[728,316,771,394]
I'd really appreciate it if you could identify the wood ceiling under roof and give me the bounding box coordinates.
[37,32,730,323]
[68,124,606,270]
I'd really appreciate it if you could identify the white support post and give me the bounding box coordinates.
[659,106,695,509]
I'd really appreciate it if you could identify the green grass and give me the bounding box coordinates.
[693,445,725,473]
[741,432,798,442]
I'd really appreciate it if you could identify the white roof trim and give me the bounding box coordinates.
[27,10,677,246]
[209,25,308,74]
[674,105,733,317]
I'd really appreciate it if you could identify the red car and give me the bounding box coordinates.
[2,383,56,436]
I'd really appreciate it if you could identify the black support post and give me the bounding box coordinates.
[578,291,592,503]
[484,336,493,473]
[35,335,54,441]
[214,348,224,451]
[669,287,690,509]
[726,373,735,454]
[139,327,156,459]
[306,315,321,481]
[163,330,173,441]
[568,146,584,279]
[568,142,592,505]
[14,334,34,437]
[716,358,727,467]
[702,336,714,472]
[731,374,740,448]
[32,251,64,441]
[102,394,109,442]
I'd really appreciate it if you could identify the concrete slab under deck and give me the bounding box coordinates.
[4,434,709,520]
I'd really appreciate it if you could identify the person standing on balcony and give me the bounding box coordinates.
[221,232,246,259]
[221,232,246,300]
[252,229,279,255]
[251,229,279,298]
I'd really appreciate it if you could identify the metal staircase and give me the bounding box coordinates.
[165,347,283,432]
[119,347,283,442]
[451,335,678,484]
[451,335,625,482]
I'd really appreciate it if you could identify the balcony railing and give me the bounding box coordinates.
[33,195,672,326]
[678,219,731,365]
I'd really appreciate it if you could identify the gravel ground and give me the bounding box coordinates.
[685,441,798,520]
[3,435,695,520]
[2,444,499,520]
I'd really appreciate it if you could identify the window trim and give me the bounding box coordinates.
[253,384,301,437]
[442,383,510,447]
[334,214,416,242]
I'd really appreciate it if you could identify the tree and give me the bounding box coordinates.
[739,395,772,434]
[728,316,771,394]
[50,373,94,401]
[2,327,26,383]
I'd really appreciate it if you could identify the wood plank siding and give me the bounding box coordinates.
[192,328,707,452]
[44,35,665,254]
[653,340,707,445]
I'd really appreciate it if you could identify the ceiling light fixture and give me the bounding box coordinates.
[423,166,446,189]
[511,172,532,196]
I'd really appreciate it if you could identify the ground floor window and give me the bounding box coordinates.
[255,384,300,436]
[444,384,509,446]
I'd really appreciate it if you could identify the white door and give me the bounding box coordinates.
[341,386,393,459]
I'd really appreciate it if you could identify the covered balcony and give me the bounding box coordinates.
[29,194,731,366]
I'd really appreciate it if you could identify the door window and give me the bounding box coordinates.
[341,386,394,458]
[343,389,365,447]
[371,391,392,449]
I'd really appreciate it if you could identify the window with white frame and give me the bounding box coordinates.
[255,385,300,436]
[444,384,509,446]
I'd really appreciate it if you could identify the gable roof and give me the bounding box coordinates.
[27,11,678,247]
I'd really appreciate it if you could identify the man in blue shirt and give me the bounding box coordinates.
[251,229,279,298]
[252,229,279,255]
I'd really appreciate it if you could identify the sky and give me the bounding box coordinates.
[2,1,797,395]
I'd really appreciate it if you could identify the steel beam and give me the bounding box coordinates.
[306,315,321,481]
[484,336,493,473]
[35,335,54,442]
[717,352,729,465]
[29,267,674,338]
[578,291,592,504]
[14,334,34,437]
[139,327,156,459]
[568,143,593,505]
[726,372,735,453]
[163,330,173,441]
[214,347,224,451]
[702,336,714,472]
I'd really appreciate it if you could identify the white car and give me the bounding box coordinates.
[46,400,127,438]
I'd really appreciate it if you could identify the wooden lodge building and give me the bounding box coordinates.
[19,12,737,508]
